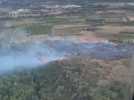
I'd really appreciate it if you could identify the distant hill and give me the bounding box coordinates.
[0,0,134,8]
[1,0,134,5]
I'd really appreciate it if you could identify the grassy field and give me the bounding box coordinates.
[25,24,53,35]
[8,15,87,35]
[109,32,134,43]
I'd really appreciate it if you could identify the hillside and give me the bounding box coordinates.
[0,57,132,100]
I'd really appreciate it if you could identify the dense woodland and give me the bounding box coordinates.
[0,58,130,100]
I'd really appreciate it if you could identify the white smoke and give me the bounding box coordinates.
[0,42,66,73]
[0,27,66,73]
[0,24,133,74]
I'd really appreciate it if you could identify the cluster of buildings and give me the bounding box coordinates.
[0,4,81,19]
